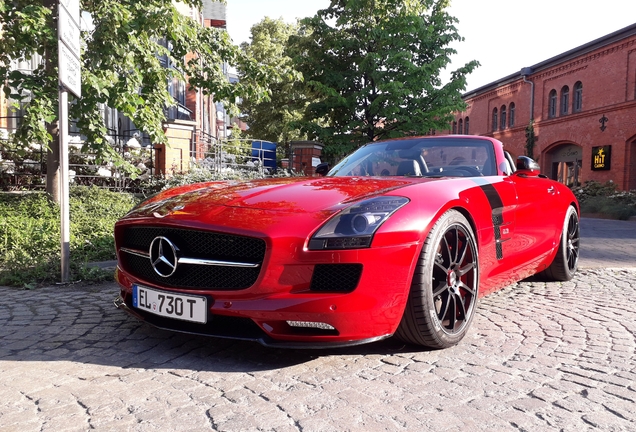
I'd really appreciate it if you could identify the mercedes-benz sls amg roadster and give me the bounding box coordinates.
[114,135,580,349]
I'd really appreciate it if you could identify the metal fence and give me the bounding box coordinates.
[0,124,157,191]
[191,132,278,175]
[0,120,279,191]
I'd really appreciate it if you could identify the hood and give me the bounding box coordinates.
[127,176,421,219]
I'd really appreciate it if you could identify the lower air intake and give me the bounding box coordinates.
[310,264,363,293]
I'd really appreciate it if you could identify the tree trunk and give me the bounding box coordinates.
[46,120,60,203]
[44,0,60,203]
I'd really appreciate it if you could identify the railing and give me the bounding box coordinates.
[191,133,277,175]
[165,103,192,122]
[0,123,157,192]
[1,120,279,191]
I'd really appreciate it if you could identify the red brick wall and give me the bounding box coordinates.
[290,142,324,176]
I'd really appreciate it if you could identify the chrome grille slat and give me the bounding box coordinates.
[119,247,149,258]
[178,257,259,268]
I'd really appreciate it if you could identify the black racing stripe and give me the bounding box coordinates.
[479,183,504,210]
[471,179,505,260]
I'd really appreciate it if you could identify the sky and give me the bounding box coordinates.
[226,0,636,92]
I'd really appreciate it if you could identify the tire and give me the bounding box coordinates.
[541,205,580,281]
[395,210,479,349]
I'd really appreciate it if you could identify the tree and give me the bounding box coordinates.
[525,120,536,159]
[288,0,479,158]
[0,0,268,201]
[238,17,307,158]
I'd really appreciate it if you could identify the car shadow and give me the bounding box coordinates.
[0,283,434,373]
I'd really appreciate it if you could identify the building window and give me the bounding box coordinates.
[464,117,469,134]
[560,86,569,116]
[452,121,457,134]
[548,90,557,118]
[573,82,583,112]
[458,119,463,135]
[6,100,28,132]
[500,105,507,129]
[509,103,515,127]
[492,107,498,131]
[166,77,190,121]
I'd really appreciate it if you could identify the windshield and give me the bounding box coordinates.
[328,137,497,178]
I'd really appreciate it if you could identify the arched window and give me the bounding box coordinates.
[492,107,498,131]
[509,103,515,127]
[500,105,507,129]
[548,90,557,118]
[561,85,569,116]
[464,117,469,134]
[452,121,457,134]
[573,82,583,112]
[458,119,463,135]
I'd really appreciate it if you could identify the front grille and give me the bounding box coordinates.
[310,264,363,293]
[122,227,265,262]
[119,226,266,290]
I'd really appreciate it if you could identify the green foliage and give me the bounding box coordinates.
[288,0,479,157]
[573,181,636,220]
[0,164,307,287]
[573,180,618,203]
[525,120,535,158]
[0,0,269,174]
[238,17,308,152]
[0,187,139,287]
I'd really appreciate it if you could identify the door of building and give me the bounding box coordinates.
[548,144,582,187]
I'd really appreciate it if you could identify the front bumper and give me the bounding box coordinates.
[113,294,391,349]
[114,239,420,348]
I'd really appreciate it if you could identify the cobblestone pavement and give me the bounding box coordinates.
[1,218,635,431]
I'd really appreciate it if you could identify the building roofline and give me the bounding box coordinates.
[462,22,636,99]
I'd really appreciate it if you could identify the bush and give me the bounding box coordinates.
[0,169,302,288]
[572,181,636,220]
[0,186,139,287]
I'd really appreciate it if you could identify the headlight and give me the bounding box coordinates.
[308,196,410,250]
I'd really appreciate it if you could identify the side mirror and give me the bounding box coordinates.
[315,162,330,177]
[515,156,541,175]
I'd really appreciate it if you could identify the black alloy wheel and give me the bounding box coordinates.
[541,205,580,281]
[396,210,479,349]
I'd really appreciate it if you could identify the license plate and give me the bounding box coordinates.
[133,285,207,324]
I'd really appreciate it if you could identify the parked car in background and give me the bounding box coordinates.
[114,135,580,349]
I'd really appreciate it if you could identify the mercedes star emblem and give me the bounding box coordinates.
[149,236,179,277]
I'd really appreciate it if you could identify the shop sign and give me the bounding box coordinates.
[591,146,611,171]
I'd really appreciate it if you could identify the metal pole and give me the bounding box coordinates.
[57,0,80,283]
[59,88,70,283]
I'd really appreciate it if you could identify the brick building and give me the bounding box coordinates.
[454,23,636,191]
[159,0,227,174]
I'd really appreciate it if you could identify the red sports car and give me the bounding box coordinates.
[114,135,580,349]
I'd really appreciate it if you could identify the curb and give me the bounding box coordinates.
[85,260,118,271]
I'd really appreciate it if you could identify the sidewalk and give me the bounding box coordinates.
[578,216,636,269]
